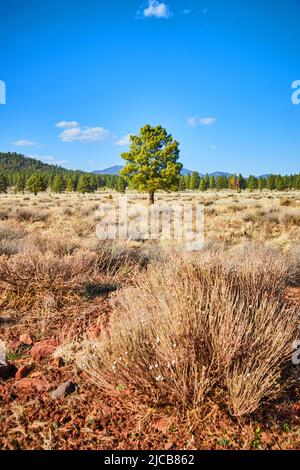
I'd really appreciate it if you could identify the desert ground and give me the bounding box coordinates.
[0,189,300,450]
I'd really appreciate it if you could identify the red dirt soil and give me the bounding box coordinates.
[1,290,300,450]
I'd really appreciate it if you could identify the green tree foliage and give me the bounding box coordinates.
[266,175,276,190]
[275,175,284,191]
[0,173,8,193]
[116,177,127,193]
[25,173,46,195]
[247,175,258,192]
[216,175,229,190]
[66,176,75,192]
[77,174,95,193]
[209,175,215,190]
[258,178,266,191]
[238,174,247,190]
[1,152,300,196]
[179,176,186,191]
[184,174,191,190]
[15,174,26,193]
[120,125,182,204]
[199,178,207,191]
[51,175,64,193]
[190,171,200,190]
[203,173,210,189]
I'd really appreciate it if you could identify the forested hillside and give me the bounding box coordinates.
[0,152,299,194]
[0,152,121,193]
[0,152,68,173]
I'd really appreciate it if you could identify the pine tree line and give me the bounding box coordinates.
[179,172,300,192]
[0,171,127,194]
[0,152,299,194]
[1,170,299,194]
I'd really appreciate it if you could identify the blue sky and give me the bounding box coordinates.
[0,0,300,176]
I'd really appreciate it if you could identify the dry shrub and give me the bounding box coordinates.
[61,207,74,217]
[280,197,292,207]
[79,206,94,217]
[0,209,9,220]
[12,207,49,223]
[228,204,247,213]
[24,234,80,256]
[281,211,300,227]
[74,244,299,418]
[0,239,156,311]
[0,251,95,310]
[0,227,26,256]
[93,240,163,277]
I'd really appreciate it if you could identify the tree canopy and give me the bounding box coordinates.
[120,125,183,204]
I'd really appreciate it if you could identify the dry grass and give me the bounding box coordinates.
[69,243,299,418]
[0,189,300,449]
[0,251,95,310]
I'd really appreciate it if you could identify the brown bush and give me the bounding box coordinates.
[280,197,292,207]
[0,209,9,220]
[282,212,300,227]
[12,208,49,223]
[0,251,95,309]
[0,227,26,256]
[75,244,299,417]
[24,234,80,256]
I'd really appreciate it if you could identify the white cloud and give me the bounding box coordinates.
[55,121,80,129]
[53,160,70,166]
[187,116,199,128]
[115,134,131,146]
[200,117,216,126]
[209,145,217,150]
[13,140,39,147]
[142,1,172,19]
[187,116,216,127]
[29,154,70,166]
[182,9,191,15]
[59,125,112,143]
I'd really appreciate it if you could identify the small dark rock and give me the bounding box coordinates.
[0,363,17,380]
[50,381,77,400]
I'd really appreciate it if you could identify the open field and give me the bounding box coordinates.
[0,190,300,450]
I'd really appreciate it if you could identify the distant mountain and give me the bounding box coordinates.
[258,174,271,179]
[93,165,123,176]
[94,166,196,176]
[93,168,286,179]
[209,171,232,178]
[94,166,232,178]
[180,168,198,176]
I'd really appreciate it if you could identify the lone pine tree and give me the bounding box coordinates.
[120,125,182,204]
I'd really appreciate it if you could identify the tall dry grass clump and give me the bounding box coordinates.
[0,237,161,311]
[0,226,25,256]
[0,251,95,310]
[74,244,300,417]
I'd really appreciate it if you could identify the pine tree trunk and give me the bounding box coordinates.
[149,190,155,205]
